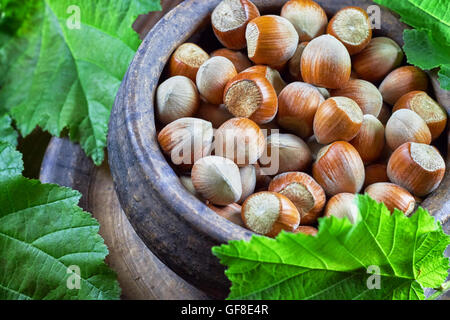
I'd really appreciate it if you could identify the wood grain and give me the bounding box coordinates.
[108,0,449,299]
[40,137,208,300]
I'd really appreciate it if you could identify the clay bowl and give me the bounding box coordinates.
[108,0,450,298]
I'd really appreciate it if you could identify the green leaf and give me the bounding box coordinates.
[212,195,450,300]
[0,142,120,299]
[0,114,18,147]
[0,0,161,165]
[373,0,450,91]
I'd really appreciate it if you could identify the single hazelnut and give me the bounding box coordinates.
[207,203,245,227]
[169,43,210,81]
[241,191,300,237]
[387,142,445,197]
[312,141,365,195]
[223,72,278,124]
[156,76,200,125]
[324,193,359,224]
[294,226,318,236]
[158,118,214,168]
[196,56,237,104]
[269,172,326,225]
[214,118,266,166]
[365,182,415,215]
[385,109,432,150]
[313,97,363,144]
[191,156,242,205]
[377,103,391,126]
[246,15,299,67]
[327,6,372,55]
[352,37,403,83]
[301,34,352,89]
[378,66,428,105]
[350,114,385,164]
[281,0,328,41]
[212,0,260,50]
[195,102,233,128]
[363,163,389,188]
[263,133,312,174]
[393,91,447,140]
[277,82,324,138]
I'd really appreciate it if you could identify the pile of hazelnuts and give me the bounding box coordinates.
[156,0,447,237]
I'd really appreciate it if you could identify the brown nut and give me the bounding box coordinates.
[313,97,363,144]
[242,191,300,237]
[387,142,445,197]
[365,182,415,215]
[195,102,233,128]
[158,118,214,169]
[281,0,327,41]
[212,0,260,50]
[294,226,318,235]
[330,79,383,117]
[393,91,448,140]
[324,193,359,224]
[301,34,351,89]
[263,133,312,174]
[211,48,252,73]
[223,72,278,124]
[156,76,200,125]
[269,172,326,225]
[377,103,391,126]
[169,43,210,81]
[352,37,403,83]
[196,56,237,104]
[214,118,266,166]
[288,42,309,80]
[312,141,365,195]
[277,82,324,138]
[327,6,372,55]
[246,15,299,67]
[385,109,432,150]
[363,163,389,188]
[378,66,428,105]
[207,203,245,227]
[350,114,385,164]
[192,156,242,205]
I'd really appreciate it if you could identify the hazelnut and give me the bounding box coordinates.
[387,142,445,197]
[363,163,389,188]
[365,182,415,215]
[196,56,237,104]
[211,48,252,73]
[214,118,266,166]
[169,43,209,81]
[207,203,245,227]
[350,114,385,164]
[301,34,351,89]
[327,6,372,55]
[195,102,233,128]
[288,42,309,80]
[223,72,278,124]
[294,226,318,235]
[281,0,327,41]
[191,156,242,205]
[241,65,287,95]
[269,172,326,225]
[156,76,200,125]
[385,109,432,150]
[378,66,428,105]
[278,82,324,138]
[313,97,363,144]
[212,0,260,50]
[238,165,257,204]
[241,191,300,237]
[312,141,365,195]
[246,15,299,67]
[352,37,403,83]
[324,193,359,224]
